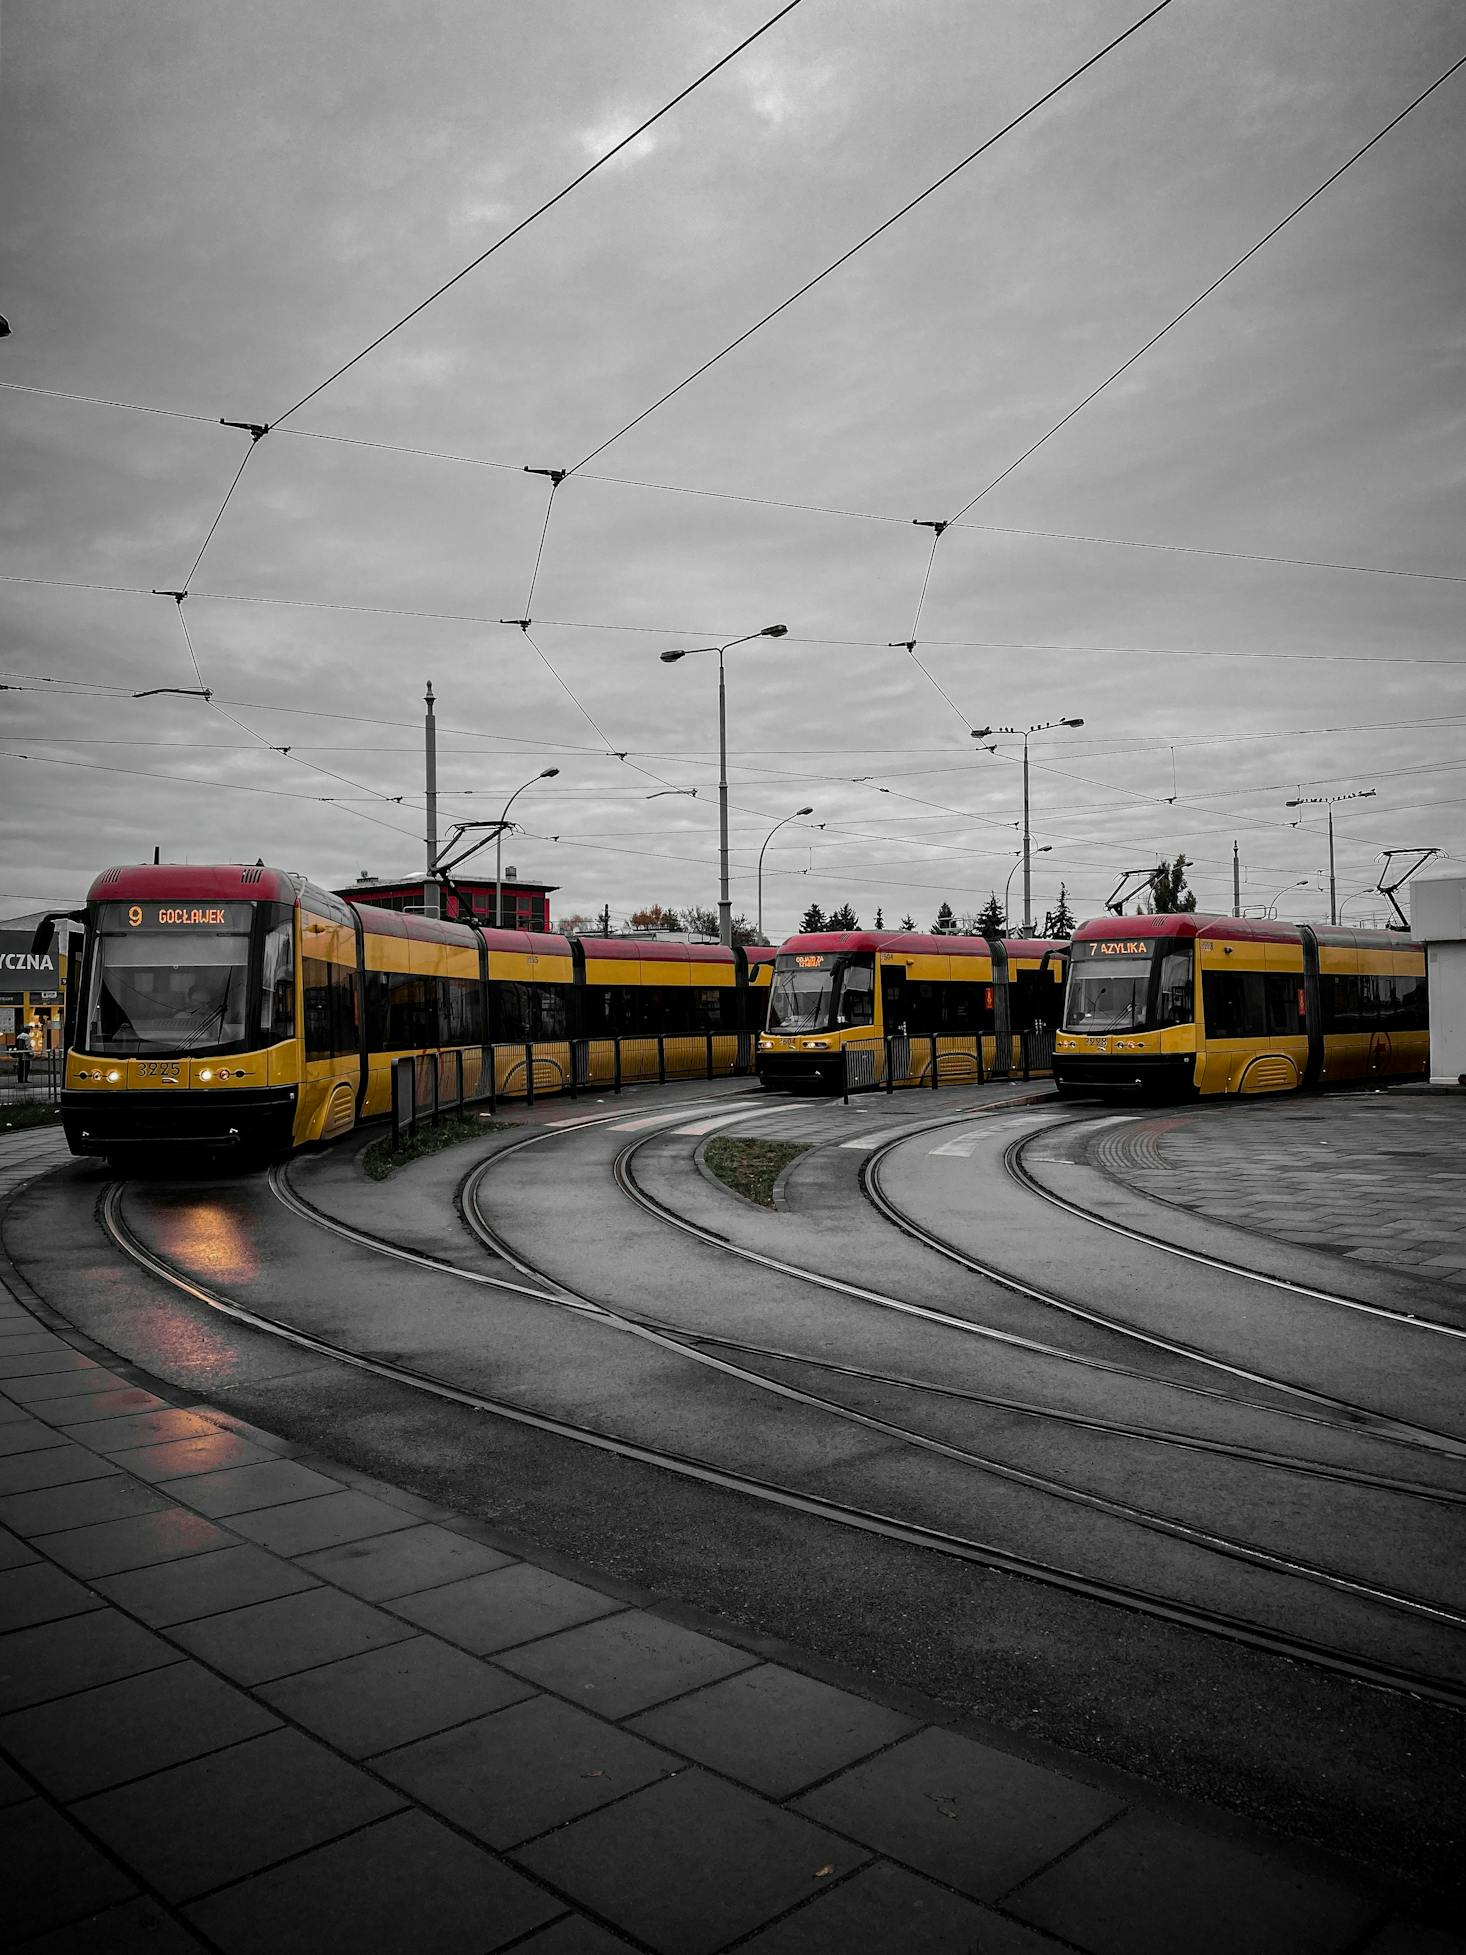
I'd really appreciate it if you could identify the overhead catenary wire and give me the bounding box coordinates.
[566,0,1179,475]
[268,1,806,430]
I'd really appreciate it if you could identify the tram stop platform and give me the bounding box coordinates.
[1,1109,1463,1955]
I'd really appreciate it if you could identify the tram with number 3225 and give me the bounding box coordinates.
[59,863,773,1162]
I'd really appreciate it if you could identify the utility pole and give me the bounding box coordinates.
[1232,841,1240,918]
[424,681,439,919]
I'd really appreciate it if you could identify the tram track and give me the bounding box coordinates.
[94,1169,1466,1712]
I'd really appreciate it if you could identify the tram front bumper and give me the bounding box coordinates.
[61,1086,299,1157]
[1051,1053,1197,1098]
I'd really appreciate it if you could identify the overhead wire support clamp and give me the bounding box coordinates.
[152,589,189,605]
[500,618,533,631]
[912,518,949,535]
[220,419,270,441]
[523,466,567,485]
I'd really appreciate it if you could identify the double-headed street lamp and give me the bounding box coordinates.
[1284,788,1376,925]
[660,624,788,947]
[1004,845,1052,934]
[757,807,814,941]
[972,718,1084,935]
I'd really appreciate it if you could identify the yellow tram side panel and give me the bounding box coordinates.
[297,915,359,1143]
[1317,940,1427,1085]
[490,939,574,1099]
[1194,937,1307,1096]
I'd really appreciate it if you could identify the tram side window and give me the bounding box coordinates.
[440,975,485,1045]
[1203,970,1303,1039]
[303,958,358,1058]
[837,964,875,1026]
[902,979,992,1036]
[1154,951,1194,1030]
[260,914,295,1041]
[302,956,334,1060]
[1321,974,1363,1033]
[535,985,569,1039]
[364,970,390,1050]
[1386,972,1428,1030]
[387,971,437,1048]
[490,980,527,1043]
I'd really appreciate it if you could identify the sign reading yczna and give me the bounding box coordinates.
[0,935,60,997]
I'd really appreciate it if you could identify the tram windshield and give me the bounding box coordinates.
[766,952,874,1033]
[1062,941,1195,1034]
[82,900,266,1057]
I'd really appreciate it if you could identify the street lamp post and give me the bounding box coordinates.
[972,719,1083,935]
[1003,846,1052,934]
[1284,788,1376,925]
[1261,878,1310,919]
[757,807,814,941]
[430,766,560,925]
[493,768,560,927]
[660,624,788,946]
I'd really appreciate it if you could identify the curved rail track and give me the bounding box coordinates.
[88,1097,1466,1712]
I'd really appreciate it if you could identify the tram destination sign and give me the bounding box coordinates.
[1074,938,1154,959]
[0,932,58,996]
[100,900,253,932]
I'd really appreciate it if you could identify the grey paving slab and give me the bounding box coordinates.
[0,1560,105,1632]
[1005,1810,1381,1955]
[0,1608,177,1711]
[374,1693,677,1849]
[0,1414,59,1456]
[0,1439,120,1496]
[108,1431,280,1483]
[0,1659,280,1799]
[511,1919,642,1954]
[257,1633,535,1757]
[0,1749,32,1804]
[626,1662,917,1798]
[0,1347,99,1379]
[497,1606,759,1719]
[385,1560,626,1654]
[40,1505,231,1579]
[72,1726,406,1903]
[14,1896,211,1952]
[793,1726,1123,1903]
[0,1472,173,1537]
[157,1455,343,1517]
[296,1519,516,1600]
[166,1583,417,1683]
[184,1805,563,1954]
[735,1858,1065,1954]
[82,1407,227,1454]
[0,1523,38,1569]
[513,1767,868,1955]
[92,1542,321,1626]
[0,1795,139,1941]
[226,1487,421,1555]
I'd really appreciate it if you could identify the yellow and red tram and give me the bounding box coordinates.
[1053,914,1428,1099]
[757,928,1066,1090]
[61,864,774,1161]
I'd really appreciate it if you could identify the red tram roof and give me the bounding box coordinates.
[1071,913,1420,950]
[87,863,299,905]
[774,930,1063,958]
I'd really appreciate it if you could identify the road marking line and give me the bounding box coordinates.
[676,1107,789,1134]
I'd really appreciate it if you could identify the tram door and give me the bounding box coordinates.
[880,964,911,1082]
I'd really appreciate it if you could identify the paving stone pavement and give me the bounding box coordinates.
[1091,1093,1466,1288]
[0,1126,1462,1951]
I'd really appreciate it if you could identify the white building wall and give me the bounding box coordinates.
[1411,875,1466,1086]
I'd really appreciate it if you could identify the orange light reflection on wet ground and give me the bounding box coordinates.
[148,1198,262,1287]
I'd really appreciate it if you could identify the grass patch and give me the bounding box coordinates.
[703,1134,811,1208]
[0,1102,64,1131]
[362,1111,510,1180]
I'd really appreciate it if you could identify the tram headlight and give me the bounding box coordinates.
[200,1068,214,1081]
[106,1069,122,1083]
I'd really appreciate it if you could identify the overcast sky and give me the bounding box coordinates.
[3,0,1463,938]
